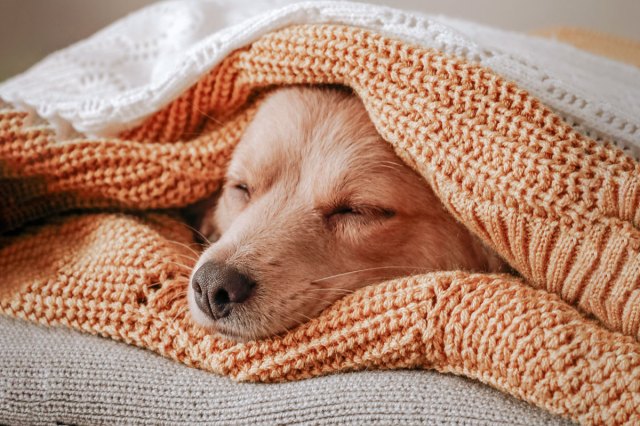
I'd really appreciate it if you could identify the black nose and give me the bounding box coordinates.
[192,261,255,320]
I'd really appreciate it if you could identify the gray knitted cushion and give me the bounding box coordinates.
[0,316,572,425]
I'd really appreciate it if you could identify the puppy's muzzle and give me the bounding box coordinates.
[191,261,255,320]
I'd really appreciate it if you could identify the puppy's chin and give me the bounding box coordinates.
[208,323,254,342]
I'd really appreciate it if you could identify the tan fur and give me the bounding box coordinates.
[189,86,504,340]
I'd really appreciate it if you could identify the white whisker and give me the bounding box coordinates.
[165,239,202,259]
[178,221,212,246]
[311,266,432,284]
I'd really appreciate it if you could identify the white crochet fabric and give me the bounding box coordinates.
[1,0,639,158]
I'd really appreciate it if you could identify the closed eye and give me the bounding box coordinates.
[325,204,395,222]
[226,180,251,202]
[234,183,250,195]
[329,205,358,216]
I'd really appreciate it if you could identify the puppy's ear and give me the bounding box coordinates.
[181,190,221,245]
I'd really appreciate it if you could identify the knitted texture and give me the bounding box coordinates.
[1,25,639,425]
[0,316,572,425]
[2,1,638,155]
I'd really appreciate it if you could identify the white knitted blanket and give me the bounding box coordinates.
[0,0,639,158]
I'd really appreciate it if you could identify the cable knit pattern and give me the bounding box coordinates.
[1,25,640,425]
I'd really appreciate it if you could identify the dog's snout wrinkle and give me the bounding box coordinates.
[192,261,255,320]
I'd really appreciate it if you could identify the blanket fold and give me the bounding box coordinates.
[1,24,639,425]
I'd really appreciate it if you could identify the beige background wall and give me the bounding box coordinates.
[1,0,639,81]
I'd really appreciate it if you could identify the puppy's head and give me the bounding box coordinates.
[189,86,501,340]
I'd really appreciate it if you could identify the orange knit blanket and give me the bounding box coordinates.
[1,25,639,425]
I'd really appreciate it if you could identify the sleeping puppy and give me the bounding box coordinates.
[189,86,504,341]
